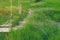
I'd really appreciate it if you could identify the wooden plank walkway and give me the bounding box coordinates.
[0,28,10,32]
[0,27,18,32]
[0,9,32,32]
[0,9,60,32]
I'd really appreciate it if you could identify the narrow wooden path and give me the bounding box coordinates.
[0,9,32,32]
[0,8,59,32]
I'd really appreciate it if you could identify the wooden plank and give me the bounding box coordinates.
[0,28,10,32]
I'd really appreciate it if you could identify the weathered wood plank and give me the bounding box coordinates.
[0,28,10,32]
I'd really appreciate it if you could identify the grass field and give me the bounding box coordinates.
[0,0,60,40]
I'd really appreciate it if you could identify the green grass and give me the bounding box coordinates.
[0,8,10,25]
[6,10,60,40]
[0,0,10,25]
[0,32,8,40]
[0,14,10,25]
[12,13,28,27]
[0,0,60,40]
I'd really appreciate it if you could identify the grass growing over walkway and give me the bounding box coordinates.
[6,9,60,40]
[0,0,60,40]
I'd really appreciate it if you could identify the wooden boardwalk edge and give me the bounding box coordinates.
[0,27,18,32]
[0,28,10,32]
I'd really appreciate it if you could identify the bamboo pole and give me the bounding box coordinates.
[18,0,22,14]
[10,0,12,27]
[20,4,22,14]
[18,4,22,14]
